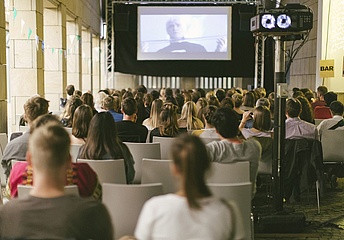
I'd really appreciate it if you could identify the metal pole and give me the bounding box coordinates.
[273,36,286,211]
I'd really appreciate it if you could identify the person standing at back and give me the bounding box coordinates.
[0,123,113,239]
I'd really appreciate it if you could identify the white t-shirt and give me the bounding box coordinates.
[135,194,233,240]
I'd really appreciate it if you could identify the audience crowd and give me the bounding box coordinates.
[0,83,342,239]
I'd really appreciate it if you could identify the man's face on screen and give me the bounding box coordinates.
[166,19,185,40]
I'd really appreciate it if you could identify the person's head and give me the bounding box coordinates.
[252,106,271,132]
[166,18,186,41]
[143,93,153,108]
[215,89,226,103]
[330,101,344,116]
[165,88,173,97]
[324,91,337,106]
[232,93,243,108]
[286,98,302,118]
[255,97,270,109]
[208,95,220,107]
[317,86,328,99]
[65,85,75,96]
[121,97,137,116]
[296,96,314,124]
[149,99,163,128]
[202,105,217,126]
[212,107,239,138]
[30,114,62,134]
[243,91,255,108]
[94,91,108,110]
[62,96,83,127]
[292,90,305,99]
[150,90,160,100]
[81,92,95,110]
[171,134,212,209]
[102,95,115,111]
[191,90,201,103]
[159,103,179,137]
[24,96,50,124]
[180,101,197,122]
[137,85,147,94]
[28,123,71,177]
[73,90,82,98]
[72,105,93,139]
[80,112,123,160]
[220,97,234,109]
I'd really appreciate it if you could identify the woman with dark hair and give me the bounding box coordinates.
[149,103,186,142]
[297,96,315,124]
[241,91,255,112]
[81,92,98,115]
[78,112,135,183]
[60,95,83,128]
[135,135,236,239]
[70,105,93,144]
[239,106,272,139]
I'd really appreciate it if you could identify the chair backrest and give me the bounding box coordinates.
[119,135,141,143]
[70,144,82,163]
[17,185,79,199]
[19,125,30,132]
[208,182,252,240]
[321,130,344,162]
[102,183,163,239]
[141,158,177,193]
[152,136,176,159]
[314,119,324,126]
[201,137,221,144]
[77,159,126,184]
[207,161,250,183]
[124,142,161,183]
[253,137,273,175]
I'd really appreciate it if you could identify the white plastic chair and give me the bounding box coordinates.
[124,142,161,183]
[207,161,250,183]
[18,185,79,199]
[152,136,176,159]
[321,130,344,163]
[201,137,220,144]
[141,158,178,193]
[70,144,82,163]
[77,159,126,184]
[102,183,163,239]
[208,182,252,240]
[314,119,324,126]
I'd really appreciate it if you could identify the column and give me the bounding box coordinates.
[9,0,44,130]
[0,1,7,133]
[43,2,66,111]
[66,17,82,91]
[92,34,101,93]
[81,27,91,93]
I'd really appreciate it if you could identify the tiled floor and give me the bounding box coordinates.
[253,177,344,239]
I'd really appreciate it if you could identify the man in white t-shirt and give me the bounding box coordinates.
[317,101,344,137]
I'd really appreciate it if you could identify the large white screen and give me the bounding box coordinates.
[137,6,232,61]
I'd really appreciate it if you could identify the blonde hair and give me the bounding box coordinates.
[29,123,70,172]
[180,101,204,130]
[146,99,163,129]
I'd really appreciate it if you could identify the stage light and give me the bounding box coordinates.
[261,14,276,29]
[250,4,313,35]
[277,14,291,29]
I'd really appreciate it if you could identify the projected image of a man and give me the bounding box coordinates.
[157,18,207,53]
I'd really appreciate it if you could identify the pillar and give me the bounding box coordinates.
[92,34,100,93]
[81,27,91,93]
[43,2,66,111]
[9,0,44,130]
[66,17,82,91]
[0,1,7,133]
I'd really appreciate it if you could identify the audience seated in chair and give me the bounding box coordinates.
[317,101,344,137]
[102,95,123,122]
[78,112,135,183]
[1,95,49,178]
[0,123,113,239]
[285,98,318,140]
[70,105,93,145]
[192,105,220,139]
[6,114,102,200]
[135,135,241,240]
[206,107,261,197]
[116,97,148,143]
